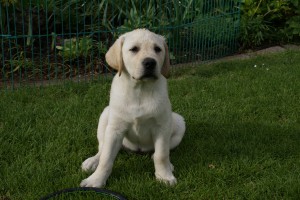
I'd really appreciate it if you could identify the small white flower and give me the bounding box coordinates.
[254,65,257,68]
[266,68,269,71]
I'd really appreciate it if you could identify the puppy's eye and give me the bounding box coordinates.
[154,46,162,53]
[129,46,139,53]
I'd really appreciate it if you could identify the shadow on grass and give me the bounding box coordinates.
[98,120,299,188]
[173,120,300,169]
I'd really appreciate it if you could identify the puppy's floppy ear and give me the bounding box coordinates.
[161,41,171,78]
[105,36,125,76]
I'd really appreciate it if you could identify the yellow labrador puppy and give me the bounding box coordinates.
[80,29,185,188]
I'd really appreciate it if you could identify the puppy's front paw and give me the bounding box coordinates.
[80,175,106,188]
[81,156,99,172]
[155,173,177,186]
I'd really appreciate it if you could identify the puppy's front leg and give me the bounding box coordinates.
[153,130,177,185]
[80,125,124,188]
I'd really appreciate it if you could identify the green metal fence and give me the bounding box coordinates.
[0,0,241,89]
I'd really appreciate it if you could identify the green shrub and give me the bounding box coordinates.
[285,0,300,39]
[239,0,300,49]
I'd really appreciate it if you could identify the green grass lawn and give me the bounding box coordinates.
[1,50,300,200]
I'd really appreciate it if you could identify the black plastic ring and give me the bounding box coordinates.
[40,187,127,200]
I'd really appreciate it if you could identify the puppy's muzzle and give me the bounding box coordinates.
[141,57,157,79]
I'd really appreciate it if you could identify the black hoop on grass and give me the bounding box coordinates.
[40,187,127,200]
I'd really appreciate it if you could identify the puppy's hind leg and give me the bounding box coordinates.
[170,112,185,150]
[82,106,109,172]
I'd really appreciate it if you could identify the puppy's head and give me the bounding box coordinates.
[105,29,170,80]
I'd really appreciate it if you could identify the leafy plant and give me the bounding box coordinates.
[56,37,93,60]
[286,16,300,36]
[2,50,36,79]
[238,0,300,49]
[55,36,107,65]
[118,0,166,31]
[285,0,300,39]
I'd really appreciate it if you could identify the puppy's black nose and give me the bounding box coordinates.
[142,57,156,71]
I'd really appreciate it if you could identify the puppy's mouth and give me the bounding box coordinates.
[132,74,158,81]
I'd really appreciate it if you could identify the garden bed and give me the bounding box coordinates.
[1,0,240,88]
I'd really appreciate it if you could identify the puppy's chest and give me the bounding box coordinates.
[125,89,166,117]
[130,116,156,136]
[127,100,166,141]
[128,99,160,119]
